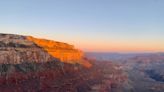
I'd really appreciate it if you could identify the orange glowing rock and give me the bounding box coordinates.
[27,36,92,68]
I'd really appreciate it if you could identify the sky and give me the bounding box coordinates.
[0,0,164,52]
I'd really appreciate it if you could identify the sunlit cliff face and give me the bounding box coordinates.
[27,36,92,68]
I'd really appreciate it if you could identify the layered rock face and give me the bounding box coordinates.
[0,34,91,67]
[27,36,83,62]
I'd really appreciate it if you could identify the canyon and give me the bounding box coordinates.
[1,33,163,92]
[0,34,126,92]
[86,52,164,92]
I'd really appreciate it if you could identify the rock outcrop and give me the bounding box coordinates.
[0,34,91,68]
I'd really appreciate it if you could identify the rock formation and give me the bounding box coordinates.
[0,34,91,68]
[0,34,127,92]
